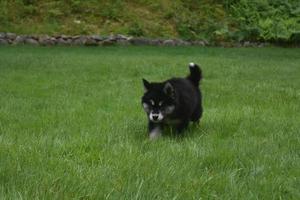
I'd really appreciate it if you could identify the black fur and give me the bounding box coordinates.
[141,63,203,137]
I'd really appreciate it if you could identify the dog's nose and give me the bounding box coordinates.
[152,115,158,120]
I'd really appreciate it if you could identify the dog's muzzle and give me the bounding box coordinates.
[149,111,163,122]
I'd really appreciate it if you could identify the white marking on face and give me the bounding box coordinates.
[150,99,155,106]
[164,105,175,114]
[159,101,163,106]
[149,112,163,122]
[189,62,195,67]
[149,127,161,140]
[142,103,150,112]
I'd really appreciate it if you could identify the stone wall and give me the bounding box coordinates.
[0,32,269,47]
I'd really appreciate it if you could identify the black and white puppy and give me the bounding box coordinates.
[141,63,203,139]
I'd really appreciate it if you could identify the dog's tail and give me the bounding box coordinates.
[187,62,202,86]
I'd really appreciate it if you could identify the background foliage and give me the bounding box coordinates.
[0,0,299,42]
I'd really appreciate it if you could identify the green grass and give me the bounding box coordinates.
[0,46,299,199]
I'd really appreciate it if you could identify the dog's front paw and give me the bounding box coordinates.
[149,127,162,140]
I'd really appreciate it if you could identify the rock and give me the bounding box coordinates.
[203,40,209,46]
[6,32,17,40]
[60,35,71,40]
[115,34,129,40]
[116,39,130,45]
[0,39,9,45]
[37,35,55,46]
[90,35,104,41]
[183,41,192,46]
[234,42,242,48]
[101,39,115,46]
[55,37,72,45]
[54,34,71,40]
[31,35,40,40]
[73,39,82,45]
[38,35,50,43]
[66,39,72,45]
[25,38,39,45]
[163,39,176,46]
[0,32,6,39]
[72,35,81,40]
[243,41,251,47]
[191,40,206,46]
[54,34,62,39]
[13,36,25,44]
[73,36,87,45]
[57,38,69,45]
[106,35,116,42]
[149,39,162,46]
[174,39,191,46]
[129,38,152,45]
[85,37,98,46]
[250,42,258,47]
[258,42,270,48]
[219,41,234,48]
[40,39,55,46]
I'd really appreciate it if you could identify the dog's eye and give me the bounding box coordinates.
[159,101,163,106]
[150,100,155,106]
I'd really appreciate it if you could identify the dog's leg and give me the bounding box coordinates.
[148,122,163,140]
[190,107,202,124]
[176,120,189,133]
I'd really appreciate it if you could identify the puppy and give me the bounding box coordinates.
[141,63,203,139]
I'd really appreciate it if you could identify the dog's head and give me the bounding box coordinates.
[141,79,176,123]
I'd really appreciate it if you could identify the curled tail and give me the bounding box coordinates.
[187,62,202,86]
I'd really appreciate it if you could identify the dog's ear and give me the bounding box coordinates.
[164,82,175,98]
[142,78,151,92]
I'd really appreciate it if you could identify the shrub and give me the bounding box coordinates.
[229,0,300,42]
[127,22,144,36]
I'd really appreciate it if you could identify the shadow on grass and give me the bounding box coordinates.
[128,120,209,142]
[127,113,246,143]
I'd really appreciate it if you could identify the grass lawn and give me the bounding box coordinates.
[0,46,299,199]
